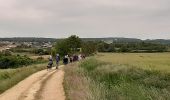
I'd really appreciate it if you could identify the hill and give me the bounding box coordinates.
[1,37,170,45]
[0,37,57,43]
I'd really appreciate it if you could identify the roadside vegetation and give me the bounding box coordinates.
[0,51,46,69]
[64,58,170,100]
[0,63,46,94]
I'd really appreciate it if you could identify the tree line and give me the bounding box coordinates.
[97,41,168,52]
[53,35,97,57]
[54,35,168,57]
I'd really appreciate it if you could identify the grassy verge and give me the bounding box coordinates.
[0,62,47,94]
[64,58,170,100]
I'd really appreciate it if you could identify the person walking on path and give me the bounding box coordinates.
[63,55,69,65]
[47,55,53,70]
[56,54,60,69]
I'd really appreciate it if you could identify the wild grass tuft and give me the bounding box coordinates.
[64,58,170,100]
[0,63,46,94]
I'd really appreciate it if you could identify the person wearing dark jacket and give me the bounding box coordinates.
[56,54,60,69]
[63,55,68,65]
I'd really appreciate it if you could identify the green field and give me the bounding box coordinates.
[96,53,170,72]
[64,53,170,100]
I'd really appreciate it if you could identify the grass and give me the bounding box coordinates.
[64,63,91,100]
[96,53,170,72]
[64,57,170,100]
[0,62,47,94]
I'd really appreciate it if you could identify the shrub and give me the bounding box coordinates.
[37,56,44,60]
[0,55,34,69]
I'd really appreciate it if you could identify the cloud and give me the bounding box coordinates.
[0,0,170,39]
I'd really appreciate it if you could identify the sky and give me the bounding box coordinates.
[0,0,170,39]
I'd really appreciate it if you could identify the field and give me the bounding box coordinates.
[64,53,170,100]
[96,53,170,72]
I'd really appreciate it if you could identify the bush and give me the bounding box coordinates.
[32,48,51,55]
[82,41,97,56]
[0,55,34,69]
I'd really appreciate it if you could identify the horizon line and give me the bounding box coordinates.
[0,36,170,40]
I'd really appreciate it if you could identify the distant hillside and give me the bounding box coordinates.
[0,37,57,43]
[145,39,170,45]
[82,38,142,43]
[0,37,170,45]
[82,38,170,45]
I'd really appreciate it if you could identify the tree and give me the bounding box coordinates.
[66,35,82,53]
[119,45,129,52]
[82,41,97,56]
[54,35,82,57]
[55,40,70,57]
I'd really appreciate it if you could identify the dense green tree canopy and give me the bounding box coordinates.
[54,35,82,56]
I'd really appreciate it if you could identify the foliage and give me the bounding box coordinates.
[54,35,82,57]
[31,48,51,55]
[97,41,116,52]
[82,41,97,56]
[0,54,34,69]
[55,40,70,57]
[97,41,167,53]
[66,35,82,53]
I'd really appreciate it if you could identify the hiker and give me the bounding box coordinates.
[63,55,68,65]
[69,55,73,63]
[55,54,60,69]
[73,54,78,62]
[47,55,53,70]
[78,54,82,61]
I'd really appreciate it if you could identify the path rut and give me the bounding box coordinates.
[0,65,65,100]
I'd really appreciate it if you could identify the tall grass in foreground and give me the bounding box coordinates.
[0,63,46,93]
[64,58,170,100]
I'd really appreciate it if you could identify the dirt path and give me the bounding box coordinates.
[0,65,65,100]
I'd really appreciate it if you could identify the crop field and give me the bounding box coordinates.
[64,53,170,100]
[96,53,170,72]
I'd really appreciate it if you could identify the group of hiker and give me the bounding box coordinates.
[47,54,85,70]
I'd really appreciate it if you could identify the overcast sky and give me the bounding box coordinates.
[0,0,170,39]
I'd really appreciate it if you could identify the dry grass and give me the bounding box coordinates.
[64,63,92,100]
